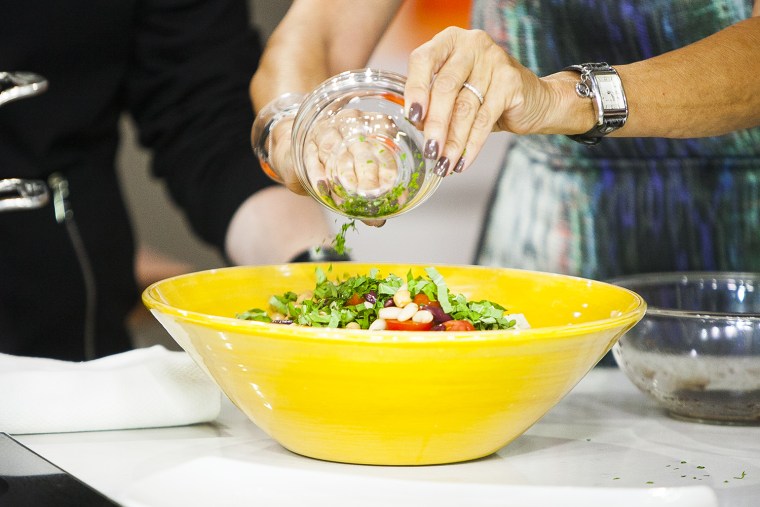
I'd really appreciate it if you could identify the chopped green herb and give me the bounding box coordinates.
[734,471,746,480]
[331,220,357,256]
[237,266,523,331]
[235,308,271,322]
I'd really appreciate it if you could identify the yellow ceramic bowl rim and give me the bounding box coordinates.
[142,263,646,345]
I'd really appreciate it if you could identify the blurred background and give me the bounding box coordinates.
[122,0,509,345]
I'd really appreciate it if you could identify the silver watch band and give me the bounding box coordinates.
[564,63,628,146]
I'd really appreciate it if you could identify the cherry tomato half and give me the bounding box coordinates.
[441,320,475,331]
[413,293,440,307]
[384,319,435,331]
[345,293,364,306]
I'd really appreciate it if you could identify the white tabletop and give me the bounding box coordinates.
[16,368,759,507]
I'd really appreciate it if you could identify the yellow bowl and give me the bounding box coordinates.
[142,263,645,465]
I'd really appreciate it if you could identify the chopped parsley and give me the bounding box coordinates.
[330,220,357,256]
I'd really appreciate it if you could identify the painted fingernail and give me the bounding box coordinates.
[408,102,423,123]
[434,156,450,176]
[453,156,465,173]
[424,139,439,160]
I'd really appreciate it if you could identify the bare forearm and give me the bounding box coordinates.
[251,0,401,111]
[543,16,760,138]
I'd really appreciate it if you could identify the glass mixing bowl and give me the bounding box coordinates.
[610,272,760,425]
[253,69,440,220]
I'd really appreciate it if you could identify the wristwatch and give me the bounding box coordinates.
[564,62,628,145]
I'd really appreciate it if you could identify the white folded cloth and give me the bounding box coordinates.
[0,345,221,435]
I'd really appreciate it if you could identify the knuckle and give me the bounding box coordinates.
[474,29,495,46]
[444,135,464,154]
[423,118,447,133]
[452,98,476,119]
[439,26,462,39]
[472,108,493,130]
[408,48,430,67]
[431,72,460,94]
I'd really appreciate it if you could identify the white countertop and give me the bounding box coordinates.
[16,368,759,507]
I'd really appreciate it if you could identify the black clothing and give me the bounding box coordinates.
[0,0,273,360]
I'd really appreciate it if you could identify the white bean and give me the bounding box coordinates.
[396,302,419,322]
[393,289,412,308]
[368,318,387,331]
[345,322,361,330]
[378,306,403,320]
[412,309,434,324]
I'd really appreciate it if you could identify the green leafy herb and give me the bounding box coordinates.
[235,308,271,322]
[236,266,523,331]
[331,220,357,256]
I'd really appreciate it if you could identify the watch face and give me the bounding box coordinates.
[596,74,626,111]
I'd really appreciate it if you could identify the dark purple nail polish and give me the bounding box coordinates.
[408,102,423,123]
[453,157,465,173]
[424,139,439,160]
[434,156,450,176]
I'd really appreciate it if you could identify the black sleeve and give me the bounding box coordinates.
[126,0,275,250]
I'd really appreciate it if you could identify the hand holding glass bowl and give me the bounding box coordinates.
[252,69,441,222]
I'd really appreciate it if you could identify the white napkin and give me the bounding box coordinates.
[0,345,221,434]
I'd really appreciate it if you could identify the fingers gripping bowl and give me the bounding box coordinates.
[253,69,441,220]
[143,263,645,465]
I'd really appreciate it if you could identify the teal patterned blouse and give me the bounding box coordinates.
[472,0,760,280]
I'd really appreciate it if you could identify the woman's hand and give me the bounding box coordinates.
[403,27,567,176]
[259,107,394,227]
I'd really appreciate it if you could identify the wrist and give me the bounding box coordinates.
[541,72,597,135]
[251,92,305,184]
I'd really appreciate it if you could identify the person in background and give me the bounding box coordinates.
[255,0,760,276]
[254,0,759,364]
[0,0,343,362]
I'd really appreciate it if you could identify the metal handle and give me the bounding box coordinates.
[0,71,51,212]
[0,71,48,107]
[0,178,50,212]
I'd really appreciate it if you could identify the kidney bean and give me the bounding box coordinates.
[364,291,377,304]
[422,304,452,323]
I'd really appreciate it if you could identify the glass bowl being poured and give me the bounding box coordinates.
[253,69,441,221]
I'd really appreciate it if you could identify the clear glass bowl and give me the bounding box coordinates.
[610,272,760,425]
[254,69,440,220]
